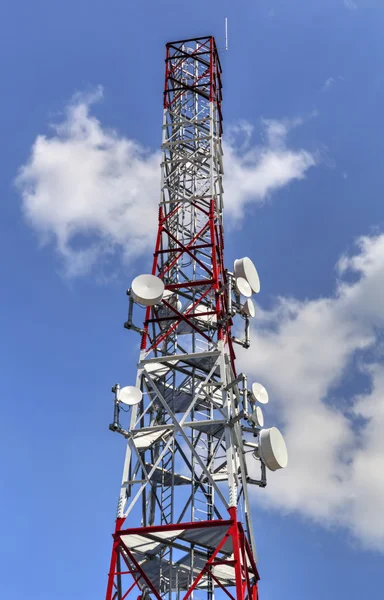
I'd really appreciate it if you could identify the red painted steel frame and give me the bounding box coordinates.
[106,509,260,600]
[142,188,228,353]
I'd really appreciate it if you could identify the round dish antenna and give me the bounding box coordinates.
[119,386,143,406]
[235,277,252,298]
[234,257,260,294]
[250,406,264,428]
[259,427,288,471]
[131,274,165,306]
[251,382,269,404]
[240,299,255,318]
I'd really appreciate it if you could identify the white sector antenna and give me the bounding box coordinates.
[240,299,255,317]
[131,274,165,306]
[251,382,269,404]
[119,386,143,406]
[234,257,260,294]
[259,427,288,471]
[235,277,252,298]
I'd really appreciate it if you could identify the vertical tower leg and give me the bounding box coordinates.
[106,518,125,600]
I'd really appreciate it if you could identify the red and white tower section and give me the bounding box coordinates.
[106,36,288,600]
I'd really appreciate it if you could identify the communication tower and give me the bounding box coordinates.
[106,36,288,600]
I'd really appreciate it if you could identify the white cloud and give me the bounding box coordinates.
[321,75,346,92]
[15,88,316,276]
[344,0,358,10]
[238,233,384,550]
[322,77,335,92]
[16,87,160,277]
[224,117,316,220]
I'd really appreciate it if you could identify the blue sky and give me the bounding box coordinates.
[1,0,384,598]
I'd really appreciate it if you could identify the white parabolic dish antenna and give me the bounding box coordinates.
[240,299,255,318]
[235,277,252,298]
[131,274,165,306]
[234,257,260,294]
[252,382,269,404]
[119,386,143,406]
[259,427,288,471]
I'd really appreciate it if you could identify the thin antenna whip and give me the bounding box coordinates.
[225,17,228,50]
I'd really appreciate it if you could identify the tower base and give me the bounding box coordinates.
[106,509,260,600]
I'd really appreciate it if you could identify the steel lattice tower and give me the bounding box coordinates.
[106,36,287,600]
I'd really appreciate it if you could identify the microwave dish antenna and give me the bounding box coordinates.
[251,382,269,404]
[131,274,165,306]
[240,298,256,317]
[259,427,288,471]
[119,386,143,406]
[250,405,264,428]
[235,277,252,298]
[234,257,260,294]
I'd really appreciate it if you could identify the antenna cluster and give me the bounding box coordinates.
[112,254,288,481]
[125,256,261,348]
